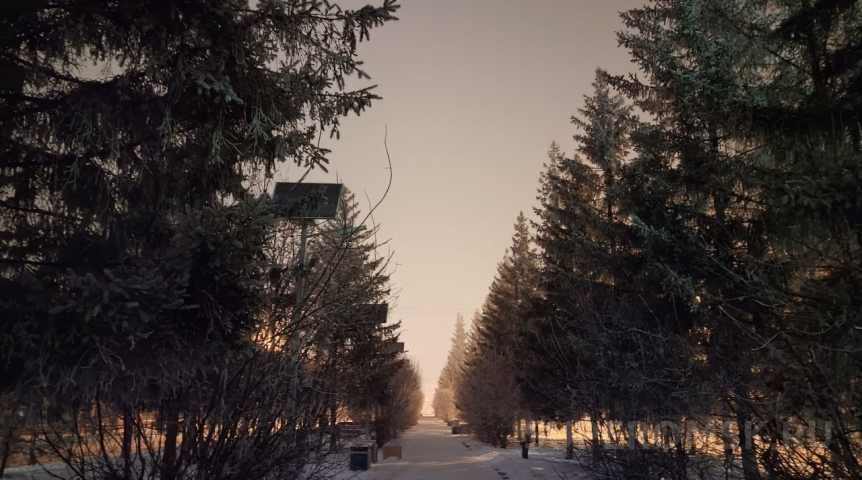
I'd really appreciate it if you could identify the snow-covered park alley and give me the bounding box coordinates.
[341,418,585,480]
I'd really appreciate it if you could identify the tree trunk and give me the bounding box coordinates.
[136,419,147,480]
[722,417,735,476]
[736,388,761,480]
[590,413,602,465]
[122,407,133,480]
[329,403,338,451]
[27,429,36,467]
[0,426,12,478]
[566,419,574,459]
[161,403,180,480]
[683,417,695,455]
[516,417,521,442]
[534,420,539,446]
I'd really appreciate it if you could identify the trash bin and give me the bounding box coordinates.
[349,447,370,471]
[370,443,378,463]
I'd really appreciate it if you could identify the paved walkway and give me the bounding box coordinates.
[345,417,578,480]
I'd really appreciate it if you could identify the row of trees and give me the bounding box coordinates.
[455,214,539,450]
[0,1,415,479]
[366,357,424,448]
[451,1,861,479]
[431,314,467,423]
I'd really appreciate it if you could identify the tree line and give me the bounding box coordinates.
[440,1,861,479]
[0,1,422,479]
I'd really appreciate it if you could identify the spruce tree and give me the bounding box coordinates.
[457,213,540,447]
[0,2,400,478]
[608,0,862,477]
[432,314,467,422]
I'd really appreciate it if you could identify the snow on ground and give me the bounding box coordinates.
[1,462,78,479]
[3,418,586,480]
[335,417,587,480]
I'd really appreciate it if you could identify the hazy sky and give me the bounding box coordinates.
[284,0,644,413]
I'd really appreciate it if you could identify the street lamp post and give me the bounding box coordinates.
[293,222,367,330]
[290,220,365,435]
[272,182,366,434]
[293,218,310,336]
